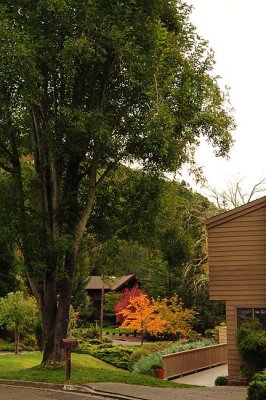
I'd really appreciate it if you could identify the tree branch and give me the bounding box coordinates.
[96,162,117,187]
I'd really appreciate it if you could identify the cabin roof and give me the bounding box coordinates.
[85,274,136,291]
[205,195,266,229]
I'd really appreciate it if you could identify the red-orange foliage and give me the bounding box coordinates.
[153,295,196,338]
[114,285,143,324]
[118,293,167,343]
[118,293,196,342]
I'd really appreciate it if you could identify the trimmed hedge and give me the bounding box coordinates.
[75,340,133,370]
[91,346,133,370]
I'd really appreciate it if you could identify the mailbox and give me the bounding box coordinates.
[60,338,78,381]
[60,338,78,349]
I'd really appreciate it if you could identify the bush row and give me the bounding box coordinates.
[75,341,134,370]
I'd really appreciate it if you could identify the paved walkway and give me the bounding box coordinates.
[92,382,247,400]
[173,364,228,387]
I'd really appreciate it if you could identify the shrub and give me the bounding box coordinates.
[204,328,218,341]
[0,342,14,351]
[82,324,100,339]
[133,338,215,374]
[236,320,266,369]
[21,334,37,349]
[75,341,94,354]
[129,342,173,370]
[253,371,266,382]
[215,376,228,386]
[74,339,133,369]
[248,380,266,400]
[91,346,133,370]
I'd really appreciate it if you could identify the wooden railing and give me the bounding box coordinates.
[162,344,228,379]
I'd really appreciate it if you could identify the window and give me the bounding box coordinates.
[237,308,266,328]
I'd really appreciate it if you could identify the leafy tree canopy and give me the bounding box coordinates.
[0,0,234,362]
[0,292,37,353]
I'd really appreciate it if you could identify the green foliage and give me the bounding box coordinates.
[90,170,224,331]
[89,346,133,370]
[0,292,38,353]
[0,353,189,388]
[215,376,228,386]
[133,339,215,374]
[81,324,100,340]
[236,320,266,369]
[248,379,266,400]
[0,292,37,336]
[71,257,93,324]
[0,245,18,297]
[129,342,173,370]
[75,339,133,370]
[0,0,234,361]
[104,292,121,324]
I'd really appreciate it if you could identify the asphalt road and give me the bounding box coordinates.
[0,386,108,400]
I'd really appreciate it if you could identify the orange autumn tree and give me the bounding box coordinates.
[153,295,197,338]
[118,293,166,345]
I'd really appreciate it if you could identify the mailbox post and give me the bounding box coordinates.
[59,338,78,381]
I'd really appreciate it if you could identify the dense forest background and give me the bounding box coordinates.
[0,163,224,333]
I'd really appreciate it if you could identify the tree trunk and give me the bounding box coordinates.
[41,269,74,364]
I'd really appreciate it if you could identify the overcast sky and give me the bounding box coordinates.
[182,0,266,196]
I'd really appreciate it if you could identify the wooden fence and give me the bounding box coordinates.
[162,344,228,379]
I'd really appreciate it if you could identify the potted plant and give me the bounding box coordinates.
[151,361,165,379]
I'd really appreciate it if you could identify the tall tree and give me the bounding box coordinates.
[0,0,234,363]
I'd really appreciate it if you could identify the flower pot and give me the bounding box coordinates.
[154,367,165,379]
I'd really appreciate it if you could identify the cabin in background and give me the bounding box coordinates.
[205,196,266,377]
[85,274,137,320]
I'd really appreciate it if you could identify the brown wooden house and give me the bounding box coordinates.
[85,274,137,319]
[205,196,266,377]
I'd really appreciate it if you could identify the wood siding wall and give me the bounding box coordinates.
[207,206,266,376]
[218,326,227,344]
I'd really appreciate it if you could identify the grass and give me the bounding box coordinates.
[103,326,131,334]
[0,352,191,388]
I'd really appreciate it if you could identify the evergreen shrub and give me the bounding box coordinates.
[74,339,133,369]
[215,376,228,386]
[248,380,266,400]
[236,321,266,369]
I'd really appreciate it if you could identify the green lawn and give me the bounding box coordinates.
[0,353,190,388]
[103,326,131,334]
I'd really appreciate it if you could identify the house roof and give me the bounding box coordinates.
[85,274,136,291]
[205,195,266,229]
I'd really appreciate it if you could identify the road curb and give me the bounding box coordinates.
[66,384,148,400]
[0,379,146,400]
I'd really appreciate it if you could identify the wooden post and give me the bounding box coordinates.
[59,338,78,381]
[99,282,104,341]
[66,348,71,381]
